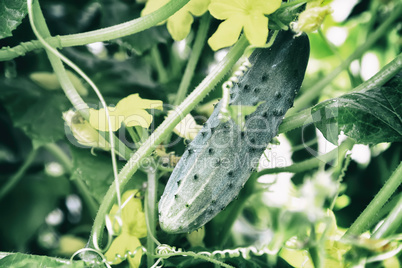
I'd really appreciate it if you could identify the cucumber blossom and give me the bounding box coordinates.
[159,31,310,233]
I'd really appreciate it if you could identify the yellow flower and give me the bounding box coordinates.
[105,234,143,268]
[63,110,110,150]
[105,190,147,268]
[290,0,332,36]
[141,0,210,41]
[208,0,281,51]
[89,94,163,131]
[168,111,202,140]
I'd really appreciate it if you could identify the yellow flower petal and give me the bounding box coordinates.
[89,94,162,131]
[109,190,147,238]
[187,0,211,16]
[208,0,243,20]
[89,107,123,132]
[169,111,202,140]
[167,9,194,41]
[142,0,210,40]
[117,94,163,112]
[105,233,143,267]
[208,17,245,51]
[243,14,269,47]
[208,0,281,50]
[122,109,154,129]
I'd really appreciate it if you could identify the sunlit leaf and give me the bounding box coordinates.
[0,253,85,267]
[312,72,402,145]
[0,0,27,39]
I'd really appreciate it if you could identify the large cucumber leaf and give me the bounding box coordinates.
[0,0,27,39]
[312,72,402,145]
[69,147,146,203]
[0,252,85,268]
[0,78,70,146]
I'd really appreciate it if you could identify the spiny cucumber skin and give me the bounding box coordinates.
[159,31,310,234]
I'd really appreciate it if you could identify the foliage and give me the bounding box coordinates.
[0,0,401,268]
[0,0,27,39]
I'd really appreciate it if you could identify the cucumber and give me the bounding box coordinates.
[159,30,310,234]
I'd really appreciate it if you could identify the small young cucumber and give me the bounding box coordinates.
[159,30,310,233]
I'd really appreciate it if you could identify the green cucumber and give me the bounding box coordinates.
[159,30,310,233]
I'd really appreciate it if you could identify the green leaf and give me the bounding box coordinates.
[0,173,70,250]
[228,102,264,128]
[0,252,86,268]
[99,0,171,54]
[70,146,116,203]
[69,147,146,203]
[312,72,402,145]
[0,78,70,145]
[0,0,27,39]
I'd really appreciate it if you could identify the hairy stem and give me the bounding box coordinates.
[174,14,211,106]
[0,0,191,61]
[88,35,250,250]
[29,0,132,160]
[151,46,169,84]
[344,161,402,237]
[146,169,157,267]
[278,108,313,134]
[257,138,355,176]
[371,194,402,239]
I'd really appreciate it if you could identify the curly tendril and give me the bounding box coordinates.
[218,58,252,121]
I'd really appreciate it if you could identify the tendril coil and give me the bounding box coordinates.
[206,245,276,259]
[218,58,252,121]
[80,243,276,267]
[106,246,147,264]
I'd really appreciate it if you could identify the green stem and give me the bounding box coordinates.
[42,144,73,171]
[174,14,211,106]
[151,46,169,84]
[368,192,402,231]
[317,28,356,87]
[127,126,141,144]
[29,0,132,160]
[371,194,402,239]
[163,13,210,144]
[0,0,191,61]
[0,149,38,202]
[43,144,99,219]
[344,161,402,237]
[278,108,313,134]
[88,35,250,250]
[148,251,234,268]
[257,138,355,176]
[146,169,157,267]
[356,52,402,93]
[308,226,323,268]
[287,4,402,116]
